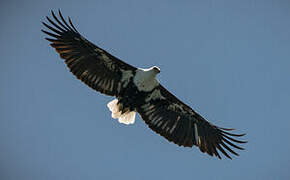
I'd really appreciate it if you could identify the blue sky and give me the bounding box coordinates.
[1,0,290,179]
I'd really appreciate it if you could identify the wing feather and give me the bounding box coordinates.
[137,85,246,159]
[42,10,136,97]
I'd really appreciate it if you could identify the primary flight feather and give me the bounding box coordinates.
[42,10,246,159]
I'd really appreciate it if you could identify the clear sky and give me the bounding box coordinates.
[1,0,290,179]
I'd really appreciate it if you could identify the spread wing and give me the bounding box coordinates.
[42,10,136,96]
[137,85,246,159]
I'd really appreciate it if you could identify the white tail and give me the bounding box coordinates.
[107,99,136,125]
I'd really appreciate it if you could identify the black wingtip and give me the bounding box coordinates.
[51,10,57,20]
[42,9,80,38]
[41,29,60,38]
[57,9,74,32]
[58,9,62,15]
[68,16,78,33]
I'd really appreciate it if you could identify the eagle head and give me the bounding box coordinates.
[152,66,160,74]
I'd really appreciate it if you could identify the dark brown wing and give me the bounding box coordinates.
[137,85,246,159]
[42,10,136,96]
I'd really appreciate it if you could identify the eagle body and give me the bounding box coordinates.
[42,10,246,159]
[108,66,160,124]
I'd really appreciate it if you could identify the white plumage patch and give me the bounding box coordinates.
[194,123,201,146]
[107,99,136,125]
[118,111,136,125]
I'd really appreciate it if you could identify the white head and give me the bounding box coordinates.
[152,66,161,74]
[141,66,160,75]
[134,66,161,92]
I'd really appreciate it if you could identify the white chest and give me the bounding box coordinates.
[133,68,159,92]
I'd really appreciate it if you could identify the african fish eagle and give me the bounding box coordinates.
[42,10,246,159]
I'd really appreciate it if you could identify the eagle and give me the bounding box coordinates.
[42,10,246,159]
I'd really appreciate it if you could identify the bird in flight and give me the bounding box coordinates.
[42,10,246,159]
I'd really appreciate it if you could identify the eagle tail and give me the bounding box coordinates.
[107,99,136,125]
